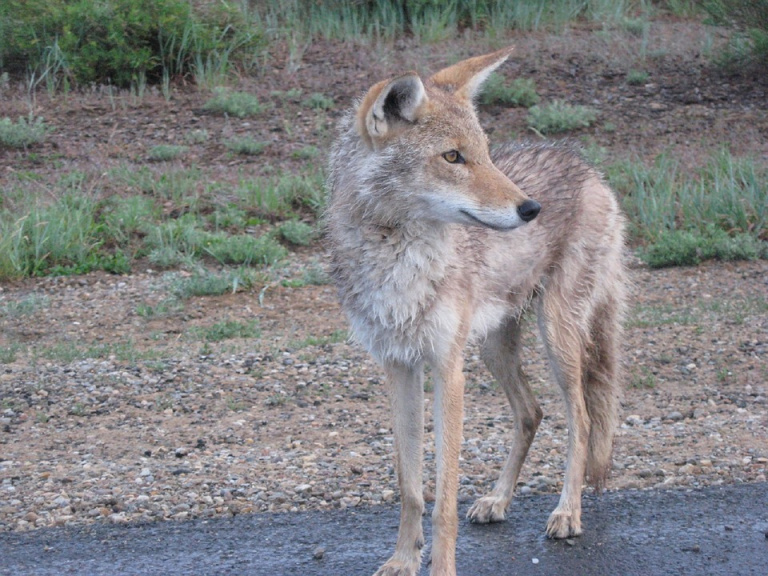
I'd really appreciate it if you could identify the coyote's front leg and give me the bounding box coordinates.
[429,351,466,576]
[374,362,425,576]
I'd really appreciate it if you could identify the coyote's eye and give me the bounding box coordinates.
[442,150,465,164]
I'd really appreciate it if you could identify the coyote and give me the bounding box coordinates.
[327,47,626,576]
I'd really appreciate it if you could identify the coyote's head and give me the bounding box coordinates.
[352,47,540,231]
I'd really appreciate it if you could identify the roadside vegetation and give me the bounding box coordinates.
[0,0,766,282]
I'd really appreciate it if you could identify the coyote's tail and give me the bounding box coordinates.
[583,296,624,491]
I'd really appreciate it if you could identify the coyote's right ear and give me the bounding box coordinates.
[356,72,428,150]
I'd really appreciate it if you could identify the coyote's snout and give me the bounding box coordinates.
[327,47,626,576]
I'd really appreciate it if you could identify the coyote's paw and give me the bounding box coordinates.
[373,556,420,576]
[545,508,582,539]
[466,496,508,524]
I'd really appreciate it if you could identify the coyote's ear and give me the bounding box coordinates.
[356,72,427,149]
[429,46,514,102]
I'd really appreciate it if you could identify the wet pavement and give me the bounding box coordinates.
[2,482,767,575]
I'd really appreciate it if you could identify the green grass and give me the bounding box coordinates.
[203,89,264,118]
[290,329,347,350]
[0,163,319,280]
[136,297,184,318]
[479,74,539,107]
[527,101,598,134]
[167,268,263,299]
[0,193,103,278]
[630,366,656,389]
[607,148,767,267]
[185,129,209,144]
[233,170,326,218]
[191,319,260,342]
[203,233,288,266]
[223,137,269,156]
[703,0,768,70]
[0,116,48,148]
[254,0,642,42]
[626,69,650,85]
[291,145,319,160]
[0,293,50,317]
[301,92,334,110]
[148,145,188,161]
[278,220,315,246]
[0,345,19,364]
[0,0,265,89]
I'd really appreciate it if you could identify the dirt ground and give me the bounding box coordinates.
[0,19,767,532]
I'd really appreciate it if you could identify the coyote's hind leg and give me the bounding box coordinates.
[468,318,542,524]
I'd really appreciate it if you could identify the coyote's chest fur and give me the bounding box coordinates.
[331,218,456,363]
[330,214,523,364]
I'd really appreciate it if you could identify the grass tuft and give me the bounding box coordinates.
[480,74,539,107]
[203,88,264,118]
[278,220,315,246]
[148,145,188,162]
[301,92,334,110]
[0,116,48,148]
[223,137,269,156]
[527,101,598,134]
[626,69,649,85]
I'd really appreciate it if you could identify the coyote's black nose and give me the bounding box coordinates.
[518,200,541,222]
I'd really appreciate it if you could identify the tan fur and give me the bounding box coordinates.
[327,48,626,576]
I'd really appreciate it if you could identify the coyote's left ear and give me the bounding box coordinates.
[429,46,514,102]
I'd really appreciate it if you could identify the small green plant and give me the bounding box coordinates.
[136,297,184,317]
[621,17,649,37]
[102,195,160,246]
[1,0,265,88]
[266,393,288,407]
[716,367,731,382]
[1,294,50,317]
[642,229,765,268]
[185,129,209,144]
[302,261,330,285]
[272,88,303,101]
[479,74,539,107]
[0,345,19,364]
[234,169,325,218]
[203,88,264,117]
[168,268,261,299]
[703,0,768,69]
[193,319,259,342]
[148,145,188,161]
[226,397,249,411]
[0,116,48,148]
[203,233,288,266]
[626,69,649,85]
[291,145,319,160]
[223,137,268,156]
[528,101,598,134]
[630,367,656,389]
[301,92,334,110]
[210,204,248,231]
[278,220,315,246]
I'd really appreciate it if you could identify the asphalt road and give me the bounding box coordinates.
[2,483,767,576]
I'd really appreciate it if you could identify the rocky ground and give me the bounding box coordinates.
[1,256,766,532]
[1,18,767,533]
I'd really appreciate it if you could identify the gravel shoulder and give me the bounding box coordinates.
[1,257,766,532]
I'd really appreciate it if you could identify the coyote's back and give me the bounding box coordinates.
[326,47,625,576]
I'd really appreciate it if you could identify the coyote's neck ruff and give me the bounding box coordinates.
[326,47,625,576]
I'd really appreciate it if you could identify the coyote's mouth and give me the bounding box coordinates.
[459,209,521,231]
